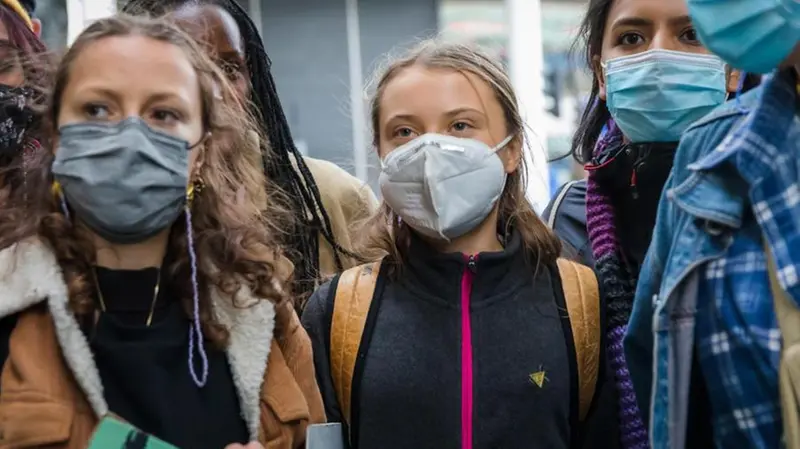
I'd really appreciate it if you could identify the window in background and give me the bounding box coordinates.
[439,0,590,191]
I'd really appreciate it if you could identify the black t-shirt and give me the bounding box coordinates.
[87,265,249,448]
[0,266,250,449]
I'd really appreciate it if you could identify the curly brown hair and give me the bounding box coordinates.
[0,14,294,347]
[356,40,561,273]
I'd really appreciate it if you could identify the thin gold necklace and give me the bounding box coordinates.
[92,268,161,327]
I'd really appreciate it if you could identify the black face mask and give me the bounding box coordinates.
[586,141,678,201]
[0,84,36,165]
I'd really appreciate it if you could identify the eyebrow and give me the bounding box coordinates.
[217,50,245,62]
[385,107,486,124]
[75,86,123,103]
[611,14,692,29]
[668,15,693,26]
[443,107,486,118]
[74,86,188,105]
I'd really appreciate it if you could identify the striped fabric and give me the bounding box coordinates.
[586,121,649,449]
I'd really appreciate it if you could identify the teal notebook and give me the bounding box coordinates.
[86,416,179,449]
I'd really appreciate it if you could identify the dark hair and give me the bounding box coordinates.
[0,3,48,185]
[570,0,763,164]
[0,3,45,58]
[570,0,614,164]
[121,0,355,304]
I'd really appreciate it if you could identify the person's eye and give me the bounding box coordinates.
[451,121,473,133]
[617,32,645,47]
[680,27,700,44]
[0,59,18,74]
[0,49,19,74]
[392,127,417,139]
[151,108,181,125]
[219,61,242,81]
[83,103,110,120]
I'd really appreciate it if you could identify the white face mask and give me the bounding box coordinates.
[379,133,513,241]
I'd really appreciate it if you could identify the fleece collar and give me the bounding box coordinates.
[0,239,275,440]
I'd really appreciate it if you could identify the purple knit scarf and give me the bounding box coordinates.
[586,121,649,449]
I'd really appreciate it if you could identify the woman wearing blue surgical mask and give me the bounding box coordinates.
[542,0,759,447]
[302,40,616,449]
[0,14,323,449]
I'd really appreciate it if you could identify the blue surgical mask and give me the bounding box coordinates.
[688,0,800,74]
[603,49,727,143]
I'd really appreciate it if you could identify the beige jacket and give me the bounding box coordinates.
[301,156,378,277]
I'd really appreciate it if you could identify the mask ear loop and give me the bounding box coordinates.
[491,134,515,153]
[185,180,209,388]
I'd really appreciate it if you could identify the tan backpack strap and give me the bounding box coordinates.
[330,261,382,425]
[764,240,800,447]
[765,241,800,345]
[557,258,601,421]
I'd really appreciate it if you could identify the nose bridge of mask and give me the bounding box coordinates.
[59,118,189,172]
[384,132,512,161]
[603,49,726,76]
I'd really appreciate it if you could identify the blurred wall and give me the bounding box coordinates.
[258,0,438,190]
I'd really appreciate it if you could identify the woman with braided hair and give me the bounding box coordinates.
[122,0,379,310]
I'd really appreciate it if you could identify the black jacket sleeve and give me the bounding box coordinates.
[542,180,595,268]
[300,278,345,423]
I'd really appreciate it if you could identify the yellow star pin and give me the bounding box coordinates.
[529,369,548,388]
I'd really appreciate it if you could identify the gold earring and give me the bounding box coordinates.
[187,178,205,203]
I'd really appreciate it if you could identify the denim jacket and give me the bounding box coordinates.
[623,72,799,449]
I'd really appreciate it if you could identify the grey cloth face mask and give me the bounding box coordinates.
[379,133,513,241]
[52,118,191,244]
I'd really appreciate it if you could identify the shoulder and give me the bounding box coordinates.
[673,90,761,179]
[300,278,338,334]
[301,157,377,204]
[0,238,63,319]
[544,180,592,266]
[545,179,587,228]
[301,262,380,334]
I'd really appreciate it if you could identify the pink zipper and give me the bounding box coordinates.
[461,255,477,449]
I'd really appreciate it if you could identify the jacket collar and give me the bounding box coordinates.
[672,70,798,230]
[402,229,535,306]
[0,238,275,441]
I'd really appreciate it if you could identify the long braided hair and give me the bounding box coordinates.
[122,0,352,304]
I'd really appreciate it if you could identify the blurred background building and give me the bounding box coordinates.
[39,0,590,210]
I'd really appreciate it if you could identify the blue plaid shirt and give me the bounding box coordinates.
[695,70,800,448]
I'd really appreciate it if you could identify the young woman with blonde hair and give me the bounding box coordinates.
[303,40,614,449]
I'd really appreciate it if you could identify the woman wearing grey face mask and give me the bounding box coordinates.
[0,15,323,449]
[301,41,614,449]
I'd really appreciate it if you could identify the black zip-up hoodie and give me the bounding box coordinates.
[302,231,615,449]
